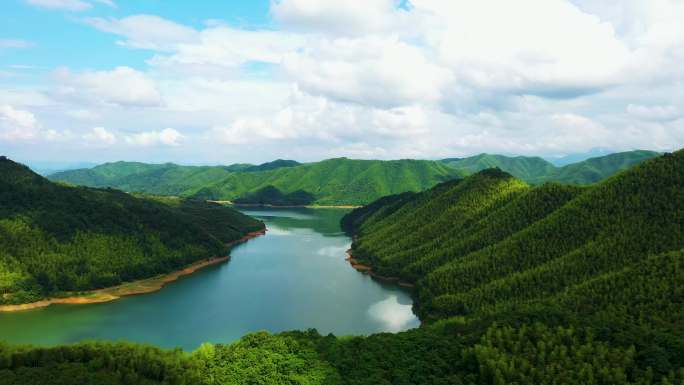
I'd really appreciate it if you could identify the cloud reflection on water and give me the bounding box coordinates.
[368,295,417,332]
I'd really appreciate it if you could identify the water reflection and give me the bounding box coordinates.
[317,245,350,257]
[368,295,419,332]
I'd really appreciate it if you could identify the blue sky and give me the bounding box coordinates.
[1,1,272,73]
[1,0,683,165]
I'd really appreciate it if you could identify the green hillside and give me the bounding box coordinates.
[442,150,660,184]
[442,154,557,182]
[48,159,300,196]
[5,151,683,385]
[336,150,684,383]
[0,157,264,305]
[531,149,662,184]
[52,158,461,206]
[192,158,460,205]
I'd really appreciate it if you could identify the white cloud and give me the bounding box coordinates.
[627,104,681,122]
[10,0,684,161]
[26,0,92,11]
[283,37,452,108]
[85,15,198,50]
[55,66,162,107]
[0,39,33,49]
[148,25,304,70]
[0,105,65,142]
[66,109,99,121]
[82,126,116,145]
[25,0,114,11]
[271,0,405,36]
[0,105,38,141]
[125,128,184,146]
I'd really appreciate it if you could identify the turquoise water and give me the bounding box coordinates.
[0,208,418,351]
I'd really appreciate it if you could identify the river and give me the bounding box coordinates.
[0,207,419,351]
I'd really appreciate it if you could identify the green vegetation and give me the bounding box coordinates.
[337,150,684,383]
[3,151,682,384]
[441,149,660,184]
[0,157,264,304]
[233,186,316,206]
[52,158,460,206]
[48,159,300,196]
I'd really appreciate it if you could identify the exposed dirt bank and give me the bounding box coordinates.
[0,229,266,312]
[345,250,415,289]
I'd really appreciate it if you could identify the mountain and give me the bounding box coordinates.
[0,157,264,305]
[441,154,557,182]
[243,159,300,172]
[52,158,461,206]
[347,150,683,319]
[6,151,683,385]
[337,150,684,382]
[546,147,613,166]
[530,149,662,184]
[441,150,660,185]
[48,160,289,197]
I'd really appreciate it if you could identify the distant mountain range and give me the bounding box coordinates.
[441,150,660,185]
[49,150,660,206]
[50,158,460,205]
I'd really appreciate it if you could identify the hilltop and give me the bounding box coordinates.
[52,157,461,206]
[441,149,660,184]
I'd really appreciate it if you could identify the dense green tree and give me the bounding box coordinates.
[0,157,264,304]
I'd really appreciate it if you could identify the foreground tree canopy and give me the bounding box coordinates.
[1,150,682,384]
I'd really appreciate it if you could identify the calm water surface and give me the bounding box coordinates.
[0,208,418,350]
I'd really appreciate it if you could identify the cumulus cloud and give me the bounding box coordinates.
[0,104,66,142]
[55,66,162,107]
[12,0,684,161]
[283,37,452,108]
[271,0,406,36]
[125,128,184,146]
[1,105,39,141]
[82,126,116,146]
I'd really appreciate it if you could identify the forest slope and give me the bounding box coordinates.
[0,157,264,305]
[52,158,461,206]
[4,151,683,385]
[346,150,683,320]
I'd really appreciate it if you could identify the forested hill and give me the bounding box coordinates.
[48,159,301,196]
[0,157,264,305]
[3,152,684,384]
[52,158,461,206]
[339,150,684,383]
[441,149,660,184]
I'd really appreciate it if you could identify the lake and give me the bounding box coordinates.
[0,208,419,351]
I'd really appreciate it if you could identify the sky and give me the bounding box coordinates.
[0,0,683,165]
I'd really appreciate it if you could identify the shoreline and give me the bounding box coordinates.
[345,249,415,289]
[209,201,361,209]
[0,229,266,313]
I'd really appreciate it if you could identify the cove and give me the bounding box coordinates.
[0,208,419,351]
